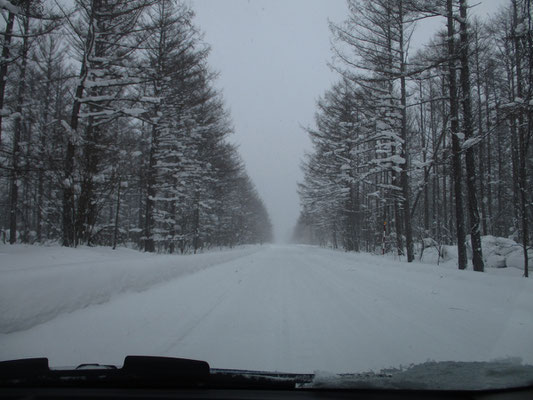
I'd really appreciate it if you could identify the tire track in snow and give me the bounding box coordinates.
[159,288,234,354]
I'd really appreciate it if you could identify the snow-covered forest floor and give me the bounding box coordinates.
[1,243,532,374]
[418,235,532,272]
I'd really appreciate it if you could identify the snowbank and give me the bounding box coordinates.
[308,359,533,390]
[420,235,532,271]
[0,244,260,333]
[473,235,532,270]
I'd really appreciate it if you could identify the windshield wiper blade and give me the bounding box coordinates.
[123,355,210,383]
[0,357,49,376]
[0,356,210,388]
[210,369,313,389]
[0,356,311,389]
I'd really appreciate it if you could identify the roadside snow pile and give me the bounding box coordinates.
[308,358,533,390]
[475,235,531,269]
[420,235,532,270]
[0,244,260,334]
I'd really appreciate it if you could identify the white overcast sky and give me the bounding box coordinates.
[191,0,504,243]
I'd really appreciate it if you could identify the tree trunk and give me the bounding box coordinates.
[419,80,430,234]
[0,11,15,146]
[447,0,468,270]
[37,41,54,243]
[484,71,493,235]
[76,111,100,245]
[62,0,99,247]
[398,0,414,262]
[169,198,176,254]
[512,0,529,277]
[459,0,484,272]
[63,64,89,247]
[112,178,121,250]
[193,193,201,254]
[474,31,488,236]
[143,123,157,252]
[9,7,30,244]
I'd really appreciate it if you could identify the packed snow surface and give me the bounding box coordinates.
[1,244,532,386]
[0,245,260,333]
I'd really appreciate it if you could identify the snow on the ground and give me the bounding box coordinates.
[308,359,533,390]
[0,244,261,333]
[1,244,532,380]
[419,235,532,273]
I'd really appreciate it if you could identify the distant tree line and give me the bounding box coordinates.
[294,0,532,275]
[0,0,272,252]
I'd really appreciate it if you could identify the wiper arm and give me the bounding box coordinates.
[0,356,309,389]
[0,356,210,388]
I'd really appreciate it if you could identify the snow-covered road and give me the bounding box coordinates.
[1,245,532,373]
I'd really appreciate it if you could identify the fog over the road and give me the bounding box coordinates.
[192,0,347,242]
[191,0,504,243]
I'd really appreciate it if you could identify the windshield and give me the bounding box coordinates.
[1,0,532,391]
